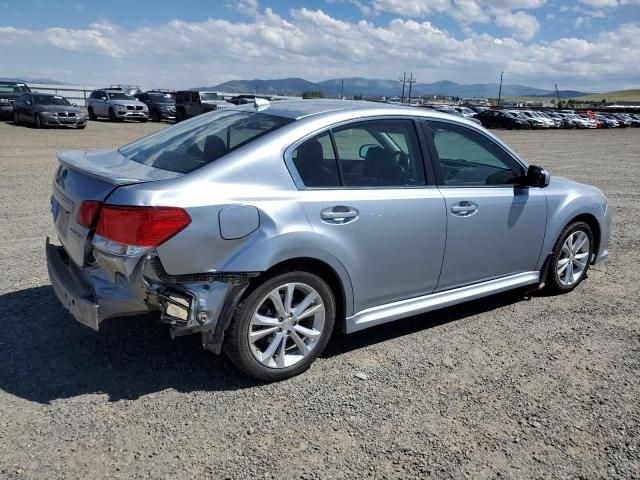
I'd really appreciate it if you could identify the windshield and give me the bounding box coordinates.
[200,92,221,101]
[0,83,29,94]
[33,95,71,106]
[150,94,174,104]
[119,110,292,173]
[108,92,134,100]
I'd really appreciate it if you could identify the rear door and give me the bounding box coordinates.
[288,118,447,312]
[423,120,547,290]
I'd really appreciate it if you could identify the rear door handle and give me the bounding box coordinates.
[321,206,359,224]
[451,201,478,216]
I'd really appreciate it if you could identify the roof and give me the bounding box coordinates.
[236,99,405,120]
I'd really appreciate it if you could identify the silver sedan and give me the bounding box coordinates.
[46,100,611,381]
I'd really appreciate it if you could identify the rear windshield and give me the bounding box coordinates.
[0,83,29,93]
[119,110,292,173]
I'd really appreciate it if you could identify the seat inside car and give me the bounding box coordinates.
[362,146,406,186]
[293,138,337,187]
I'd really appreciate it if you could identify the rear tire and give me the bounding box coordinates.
[545,221,593,294]
[88,107,97,120]
[13,111,20,125]
[175,109,186,122]
[224,270,336,382]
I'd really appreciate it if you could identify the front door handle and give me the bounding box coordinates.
[451,201,478,216]
[321,206,359,224]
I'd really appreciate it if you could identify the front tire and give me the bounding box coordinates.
[224,271,336,381]
[108,108,117,122]
[88,107,97,120]
[34,114,42,128]
[546,221,593,293]
[13,111,20,125]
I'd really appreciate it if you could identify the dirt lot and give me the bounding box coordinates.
[0,119,638,479]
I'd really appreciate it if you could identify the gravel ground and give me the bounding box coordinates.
[0,119,638,479]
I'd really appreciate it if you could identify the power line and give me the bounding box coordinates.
[399,72,406,103]
[407,72,416,104]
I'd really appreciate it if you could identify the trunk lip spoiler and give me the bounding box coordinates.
[57,149,183,185]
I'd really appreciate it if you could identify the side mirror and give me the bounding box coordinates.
[524,165,550,188]
[72,103,77,107]
[358,144,377,159]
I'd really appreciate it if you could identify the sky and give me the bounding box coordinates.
[1,0,639,92]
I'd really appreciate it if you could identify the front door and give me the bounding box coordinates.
[424,120,547,290]
[289,119,447,313]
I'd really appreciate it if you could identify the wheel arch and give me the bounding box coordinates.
[254,257,350,332]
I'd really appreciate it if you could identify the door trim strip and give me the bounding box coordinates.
[345,271,540,333]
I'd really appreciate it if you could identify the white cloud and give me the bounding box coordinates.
[494,11,540,40]
[228,0,260,17]
[0,9,638,90]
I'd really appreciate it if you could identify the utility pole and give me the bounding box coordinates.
[407,72,416,104]
[497,71,504,107]
[554,83,561,104]
[340,79,344,99]
[399,72,406,103]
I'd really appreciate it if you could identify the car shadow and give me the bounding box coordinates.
[0,285,538,404]
[324,288,535,358]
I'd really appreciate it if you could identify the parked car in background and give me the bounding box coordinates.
[227,94,272,105]
[13,93,86,129]
[521,111,553,129]
[434,107,482,125]
[87,89,148,122]
[538,112,562,128]
[545,112,575,129]
[614,113,640,127]
[475,109,529,129]
[104,84,143,96]
[452,106,477,118]
[595,114,618,128]
[571,114,597,129]
[45,100,610,381]
[136,91,176,122]
[175,91,228,121]
[0,81,31,119]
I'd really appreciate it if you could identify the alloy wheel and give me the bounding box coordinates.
[556,230,590,286]
[248,282,325,369]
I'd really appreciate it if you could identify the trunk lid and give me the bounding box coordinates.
[51,149,182,266]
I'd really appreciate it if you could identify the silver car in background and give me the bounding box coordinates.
[46,100,611,381]
[87,89,148,122]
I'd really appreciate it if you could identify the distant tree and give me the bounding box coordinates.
[601,98,607,104]
[557,101,564,109]
[302,90,325,99]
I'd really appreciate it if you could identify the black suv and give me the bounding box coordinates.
[174,91,228,121]
[136,90,176,122]
[0,81,31,119]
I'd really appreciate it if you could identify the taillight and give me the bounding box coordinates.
[76,200,103,228]
[95,205,191,247]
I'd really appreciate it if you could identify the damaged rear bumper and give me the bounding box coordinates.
[45,238,257,352]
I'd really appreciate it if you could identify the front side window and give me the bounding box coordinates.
[332,120,425,187]
[426,121,524,186]
[119,110,292,173]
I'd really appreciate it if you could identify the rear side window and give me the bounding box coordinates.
[292,132,340,187]
[119,110,292,173]
[425,121,524,186]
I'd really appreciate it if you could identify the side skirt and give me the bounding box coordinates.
[345,271,540,333]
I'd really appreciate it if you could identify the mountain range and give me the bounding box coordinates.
[203,77,590,99]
